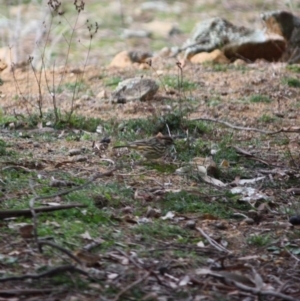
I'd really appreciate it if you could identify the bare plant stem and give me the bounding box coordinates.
[29,57,43,118]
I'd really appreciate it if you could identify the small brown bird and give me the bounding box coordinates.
[113,133,173,160]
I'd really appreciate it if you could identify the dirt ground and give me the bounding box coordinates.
[0,1,300,301]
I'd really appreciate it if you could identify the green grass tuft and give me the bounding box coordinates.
[249,94,272,103]
[282,77,300,88]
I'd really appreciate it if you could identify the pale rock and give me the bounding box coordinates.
[109,50,152,68]
[139,1,184,14]
[69,149,81,156]
[97,90,108,99]
[109,51,132,68]
[233,58,247,66]
[111,77,159,103]
[142,20,180,38]
[0,59,7,72]
[190,49,230,64]
[121,29,151,39]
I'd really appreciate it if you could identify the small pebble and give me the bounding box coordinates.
[244,218,255,225]
[72,155,87,162]
[69,148,81,156]
[215,222,227,230]
[185,220,196,229]
[101,137,111,144]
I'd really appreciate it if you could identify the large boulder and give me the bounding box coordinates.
[261,11,300,63]
[179,17,286,62]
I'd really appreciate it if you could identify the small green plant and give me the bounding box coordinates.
[286,65,300,73]
[207,95,222,107]
[258,114,276,123]
[247,234,272,247]
[249,94,272,103]
[161,191,231,217]
[162,75,197,92]
[175,138,208,162]
[135,220,190,241]
[62,81,88,93]
[210,64,229,72]
[0,139,7,155]
[282,77,300,88]
[115,118,157,142]
[104,77,122,88]
[55,113,103,131]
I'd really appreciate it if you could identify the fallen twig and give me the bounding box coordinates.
[0,204,87,219]
[232,146,270,165]
[196,227,231,253]
[38,240,83,264]
[232,279,299,301]
[0,265,89,283]
[29,180,42,252]
[190,117,295,135]
[117,249,166,287]
[0,288,61,297]
[0,168,116,219]
[2,165,34,173]
[111,272,150,301]
[30,168,116,201]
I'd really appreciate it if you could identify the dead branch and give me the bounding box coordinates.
[117,249,166,287]
[0,204,87,219]
[111,272,150,301]
[232,280,299,301]
[0,265,90,283]
[196,227,231,253]
[0,288,61,297]
[2,165,34,173]
[30,168,116,201]
[190,117,286,135]
[0,168,116,219]
[38,240,83,264]
[29,180,42,252]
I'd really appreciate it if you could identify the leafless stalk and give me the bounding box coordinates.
[197,227,231,253]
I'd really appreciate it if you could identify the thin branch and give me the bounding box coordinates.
[190,117,284,135]
[29,180,42,252]
[111,272,150,301]
[196,227,231,253]
[0,288,60,297]
[1,169,115,219]
[0,265,89,283]
[232,280,299,301]
[38,241,82,265]
[0,204,87,219]
[30,168,116,201]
